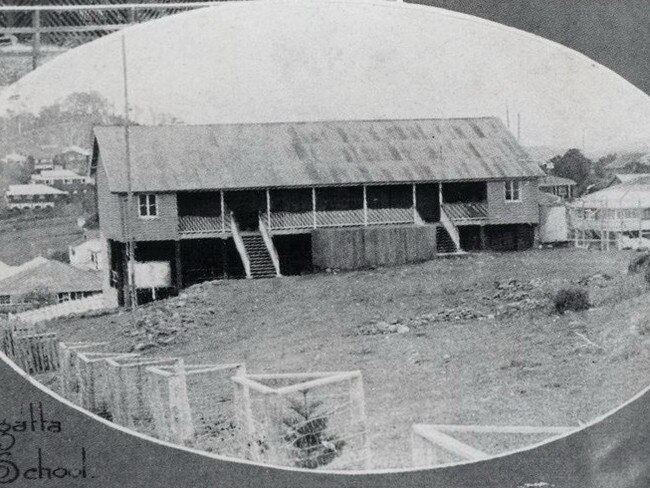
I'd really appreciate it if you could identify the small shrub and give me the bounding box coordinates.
[554,287,590,314]
[628,252,650,274]
[282,392,345,469]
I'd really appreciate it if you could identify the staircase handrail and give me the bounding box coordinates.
[439,205,462,250]
[230,212,252,278]
[414,209,425,226]
[258,214,282,277]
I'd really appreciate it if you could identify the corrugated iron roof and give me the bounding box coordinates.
[606,152,649,169]
[6,184,68,196]
[615,173,650,183]
[93,118,543,193]
[539,175,576,187]
[578,176,650,208]
[0,258,102,296]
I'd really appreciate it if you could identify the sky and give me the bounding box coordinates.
[1,0,649,154]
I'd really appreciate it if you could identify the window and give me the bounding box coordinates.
[0,295,10,306]
[58,291,88,303]
[138,194,158,217]
[504,181,521,202]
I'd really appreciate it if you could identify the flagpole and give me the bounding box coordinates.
[121,34,138,309]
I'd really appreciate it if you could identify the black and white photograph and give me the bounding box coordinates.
[0,1,648,486]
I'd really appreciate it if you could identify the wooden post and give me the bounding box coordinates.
[438,183,443,207]
[349,374,370,468]
[168,359,194,446]
[362,185,368,226]
[236,380,255,459]
[127,6,137,25]
[222,239,228,279]
[479,225,487,251]
[264,392,286,465]
[266,189,271,229]
[174,241,183,291]
[220,190,225,233]
[639,200,643,249]
[148,370,168,440]
[412,184,417,223]
[32,10,41,71]
[312,187,317,229]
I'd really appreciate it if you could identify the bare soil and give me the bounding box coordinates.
[49,248,650,468]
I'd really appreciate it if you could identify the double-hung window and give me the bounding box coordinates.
[504,181,521,202]
[138,194,158,218]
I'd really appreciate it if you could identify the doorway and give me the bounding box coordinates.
[224,190,266,231]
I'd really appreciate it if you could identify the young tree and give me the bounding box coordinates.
[550,148,593,191]
[594,153,616,178]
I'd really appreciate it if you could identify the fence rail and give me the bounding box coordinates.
[0,1,228,70]
[9,293,113,324]
[1,323,59,374]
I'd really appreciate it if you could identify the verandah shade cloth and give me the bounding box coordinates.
[93,117,543,193]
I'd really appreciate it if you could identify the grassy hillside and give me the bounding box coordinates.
[0,214,84,265]
[50,249,650,468]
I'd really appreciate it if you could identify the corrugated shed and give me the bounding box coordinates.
[94,118,542,193]
[0,258,102,296]
[579,176,650,208]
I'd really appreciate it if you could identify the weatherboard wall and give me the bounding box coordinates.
[127,192,179,242]
[96,157,124,241]
[312,225,437,270]
[487,179,540,224]
[97,157,179,242]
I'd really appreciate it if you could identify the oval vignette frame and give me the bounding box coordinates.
[1,1,649,487]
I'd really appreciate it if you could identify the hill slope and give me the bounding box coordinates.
[51,249,650,468]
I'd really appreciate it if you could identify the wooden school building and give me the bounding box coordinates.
[91,117,543,304]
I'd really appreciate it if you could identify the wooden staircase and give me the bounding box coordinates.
[241,234,277,279]
[437,206,465,255]
[436,226,458,254]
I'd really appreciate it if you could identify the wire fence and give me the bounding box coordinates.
[57,342,371,470]
[0,1,229,72]
[232,371,370,470]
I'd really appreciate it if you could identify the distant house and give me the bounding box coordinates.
[5,184,68,210]
[28,147,62,173]
[569,176,650,249]
[0,257,102,310]
[31,169,94,192]
[538,175,576,200]
[605,153,650,174]
[612,173,650,185]
[69,238,104,271]
[91,118,544,306]
[1,152,27,165]
[61,146,91,175]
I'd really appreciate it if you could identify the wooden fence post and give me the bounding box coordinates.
[168,359,194,445]
[349,374,370,468]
